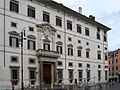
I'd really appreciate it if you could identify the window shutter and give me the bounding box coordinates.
[71,49,73,56]
[61,47,62,54]
[48,15,50,23]
[9,37,12,46]
[28,40,30,49]
[68,48,69,55]
[16,38,19,47]
[33,41,36,50]
[48,44,50,50]
[57,46,58,52]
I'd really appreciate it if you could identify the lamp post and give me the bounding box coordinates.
[19,28,26,90]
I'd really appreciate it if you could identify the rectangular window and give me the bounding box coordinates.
[58,61,62,66]
[116,66,118,70]
[11,22,17,27]
[69,70,73,79]
[78,63,82,68]
[97,27,100,32]
[104,36,107,42]
[87,64,90,68]
[29,69,36,80]
[69,62,73,67]
[98,53,101,60]
[67,21,72,30]
[56,17,62,27]
[29,58,35,64]
[112,66,114,71]
[85,28,89,36]
[78,50,81,57]
[97,33,100,40]
[105,55,108,60]
[43,43,50,50]
[9,37,19,47]
[68,37,72,41]
[57,46,62,54]
[112,60,114,64]
[28,6,35,18]
[98,70,101,81]
[11,56,18,63]
[43,12,49,23]
[57,69,63,79]
[28,40,36,50]
[57,34,61,38]
[105,71,107,80]
[68,48,73,56]
[29,27,34,32]
[77,25,81,33]
[116,59,118,63]
[87,70,90,82]
[86,51,89,58]
[10,67,19,80]
[98,65,101,68]
[78,70,82,81]
[10,1,19,13]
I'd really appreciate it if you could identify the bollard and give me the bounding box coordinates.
[12,83,14,90]
[61,82,65,88]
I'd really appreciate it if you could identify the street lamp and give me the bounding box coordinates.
[19,28,26,90]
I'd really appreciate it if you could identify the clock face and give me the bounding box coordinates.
[43,26,51,39]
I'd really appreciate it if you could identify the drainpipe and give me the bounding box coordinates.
[63,11,67,69]
[4,0,6,67]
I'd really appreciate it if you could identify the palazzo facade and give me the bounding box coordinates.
[0,0,111,89]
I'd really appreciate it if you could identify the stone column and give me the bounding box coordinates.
[51,64,54,88]
[39,61,43,87]
[54,62,57,83]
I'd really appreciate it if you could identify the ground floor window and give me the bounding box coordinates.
[98,70,101,81]
[105,71,108,80]
[78,70,83,81]
[57,69,63,83]
[87,70,90,82]
[69,69,73,83]
[29,68,36,85]
[10,67,19,85]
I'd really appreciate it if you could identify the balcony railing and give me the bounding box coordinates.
[36,49,60,58]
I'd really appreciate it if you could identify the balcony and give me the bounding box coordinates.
[36,49,60,58]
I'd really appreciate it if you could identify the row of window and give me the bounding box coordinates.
[110,66,119,71]
[10,36,108,60]
[10,1,107,41]
[110,59,119,64]
[11,66,107,85]
[58,69,108,83]
[58,61,108,69]
[11,56,36,64]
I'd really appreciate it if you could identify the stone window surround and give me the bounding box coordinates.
[10,56,19,63]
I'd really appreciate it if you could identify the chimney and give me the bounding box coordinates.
[79,7,82,14]
[89,15,95,20]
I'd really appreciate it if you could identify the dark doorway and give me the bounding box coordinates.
[43,64,51,84]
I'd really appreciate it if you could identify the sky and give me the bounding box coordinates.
[54,0,120,51]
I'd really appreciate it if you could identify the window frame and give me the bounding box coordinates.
[11,56,18,63]
[28,6,35,18]
[43,43,50,51]
[77,24,81,33]
[28,40,36,50]
[57,45,62,54]
[85,27,89,36]
[67,20,72,30]
[10,0,19,13]
[56,16,62,27]
[43,11,50,23]
[9,36,19,47]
